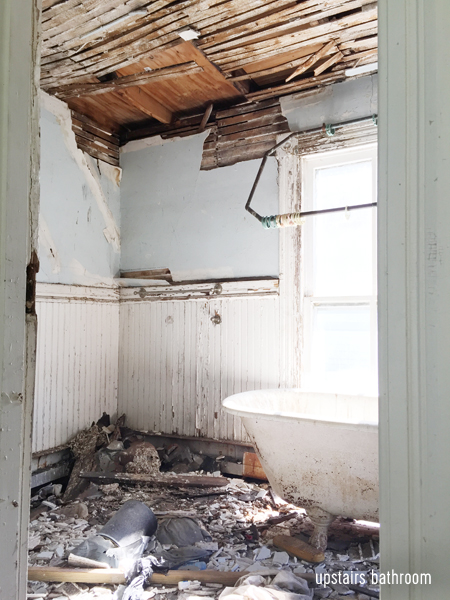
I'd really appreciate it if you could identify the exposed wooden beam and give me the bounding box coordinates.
[115,87,172,124]
[55,61,203,99]
[285,40,337,82]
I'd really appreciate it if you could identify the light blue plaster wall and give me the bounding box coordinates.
[120,134,279,281]
[38,107,121,285]
[280,75,378,131]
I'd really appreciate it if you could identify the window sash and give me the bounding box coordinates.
[300,145,378,393]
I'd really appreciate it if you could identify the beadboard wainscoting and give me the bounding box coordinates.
[118,280,281,442]
[33,284,120,453]
[33,278,294,452]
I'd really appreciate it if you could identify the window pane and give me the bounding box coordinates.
[312,160,374,296]
[306,305,377,394]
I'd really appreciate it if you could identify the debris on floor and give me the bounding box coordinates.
[29,418,380,600]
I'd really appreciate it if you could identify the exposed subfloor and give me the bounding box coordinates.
[28,478,380,600]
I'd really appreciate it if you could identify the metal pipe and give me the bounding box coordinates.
[246,115,377,224]
[298,201,377,218]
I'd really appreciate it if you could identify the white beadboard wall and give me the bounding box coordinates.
[118,281,281,442]
[33,284,119,453]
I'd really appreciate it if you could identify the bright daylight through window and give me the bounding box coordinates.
[301,145,377,395]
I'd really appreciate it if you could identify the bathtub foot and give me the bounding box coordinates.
[307,507,336,552]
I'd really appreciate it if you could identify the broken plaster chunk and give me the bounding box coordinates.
[272,551,290,565]
[254,546,271,561]
[293,565,307,574]
[178,580,202,591]
[36,550,54,560]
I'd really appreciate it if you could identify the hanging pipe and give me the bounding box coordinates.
[245,115,378,228]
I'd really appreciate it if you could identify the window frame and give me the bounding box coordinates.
[299,144,378,390]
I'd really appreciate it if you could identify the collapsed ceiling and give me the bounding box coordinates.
[41,0,377,164]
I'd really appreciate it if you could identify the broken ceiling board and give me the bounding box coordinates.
[115,42,243,114]
[314,50,345,75]
[201,99,290,170]
[200,0,374,56]
[39,0,378,135]
[285,41,337,82]
[41,1,377,95]
[211,11,378,72]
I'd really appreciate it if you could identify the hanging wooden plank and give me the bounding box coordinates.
[228,46,323,81]
[201,99,289,169]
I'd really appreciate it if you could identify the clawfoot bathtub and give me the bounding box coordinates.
[222,389,378,551]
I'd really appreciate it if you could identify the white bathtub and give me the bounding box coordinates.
[222,389,378,549]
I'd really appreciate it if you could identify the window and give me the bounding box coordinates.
[300,145,377,395]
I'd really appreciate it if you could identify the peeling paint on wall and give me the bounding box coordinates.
[98,160,122,186]
[40,91,120,252]
[39,94,121,286]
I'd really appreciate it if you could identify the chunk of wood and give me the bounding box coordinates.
[29,567,126,584]
[119,268,172,282]
[28,567,243,586]
[272,534,325,563]
[285,41,337,82]
[79,471,229,487]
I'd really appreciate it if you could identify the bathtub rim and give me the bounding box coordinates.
[222,388,379,430]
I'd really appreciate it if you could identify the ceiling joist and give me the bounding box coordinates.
[55,61,203,100]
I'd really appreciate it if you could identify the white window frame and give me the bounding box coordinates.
[300,144,378,391]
